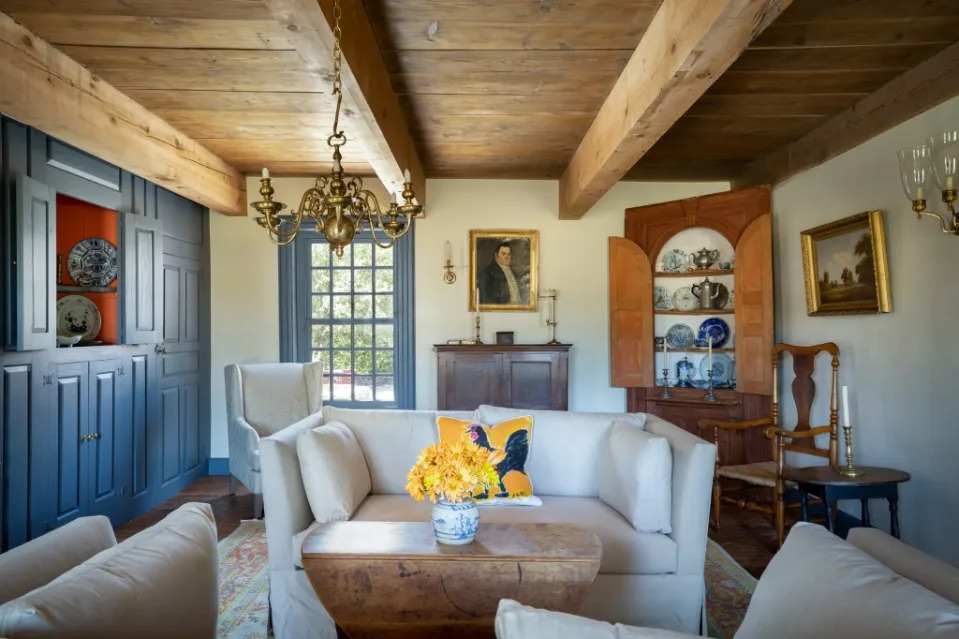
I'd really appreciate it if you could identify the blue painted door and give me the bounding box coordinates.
[122,215,162,345]
[51,362,88,529]
[88,359,122,520]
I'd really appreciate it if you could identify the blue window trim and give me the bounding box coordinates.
[278,226,415,409]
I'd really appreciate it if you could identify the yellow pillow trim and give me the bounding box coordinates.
[437,415,534,501]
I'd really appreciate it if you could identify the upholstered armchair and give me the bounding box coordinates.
[225,363,324,517]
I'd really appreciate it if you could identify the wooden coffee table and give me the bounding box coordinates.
[301,521,602,638]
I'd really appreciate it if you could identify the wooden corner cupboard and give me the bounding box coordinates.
[610,186,774,464]
[434,343,570,411]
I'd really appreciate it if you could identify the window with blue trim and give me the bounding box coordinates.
[279,228,414,408]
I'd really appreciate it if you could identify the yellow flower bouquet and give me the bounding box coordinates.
[406,438,499,503]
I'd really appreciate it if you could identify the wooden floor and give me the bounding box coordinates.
[115,476,779,577]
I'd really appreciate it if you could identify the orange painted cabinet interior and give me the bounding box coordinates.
[611,187,774,461]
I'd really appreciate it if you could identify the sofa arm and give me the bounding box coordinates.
[644,415,716,576]
[0,516,116,605]
[0,503,217,639]
[260,412,326,573]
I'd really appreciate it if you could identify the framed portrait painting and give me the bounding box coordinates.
[469,229,539,312]
[800,211,892,316]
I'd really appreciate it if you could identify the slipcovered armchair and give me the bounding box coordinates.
[225,363,323,517]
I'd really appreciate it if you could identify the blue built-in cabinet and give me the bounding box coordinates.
[0,116,211,550]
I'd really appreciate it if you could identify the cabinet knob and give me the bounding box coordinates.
[155,344,168,354]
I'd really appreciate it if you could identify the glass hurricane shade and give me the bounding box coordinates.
[898,145,933,202]
[928,131,959,192]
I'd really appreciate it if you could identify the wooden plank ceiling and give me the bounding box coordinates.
[2,0,958,185]
[0,0,374,177]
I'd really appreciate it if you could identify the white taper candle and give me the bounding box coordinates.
[261,167,269,179]
[842,385,850,427]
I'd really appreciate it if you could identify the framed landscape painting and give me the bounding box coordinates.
[800,211,892,316]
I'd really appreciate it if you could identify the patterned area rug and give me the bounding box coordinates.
[218,521,270,639]
[705,539,757,638]
[215,521,755,639]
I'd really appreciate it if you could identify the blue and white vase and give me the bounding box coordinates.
[431,498,480,545]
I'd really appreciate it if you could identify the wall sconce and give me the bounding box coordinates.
[539,289,559,344]
[442,241,456,284]
[898,130,958,235]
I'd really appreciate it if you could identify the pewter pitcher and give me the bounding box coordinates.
[691,277,722,310]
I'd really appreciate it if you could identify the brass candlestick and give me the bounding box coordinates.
[473,315,483,344]
[540,289,559,344]
[703,368,717,401]
[442,259,456,284]
[661,367,671,399]
[838,424,865,477]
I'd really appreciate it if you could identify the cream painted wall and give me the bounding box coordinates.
[413,180,727,411]
[772,96,959,565]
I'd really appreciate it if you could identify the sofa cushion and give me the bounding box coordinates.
[437,415,534,502]
[0,515,116,605]
[847,527,959,605]
[737,522,959,639]
[292,495,677,575]
[323,407,476,494]
[0,502,218,639]
[478,406,646,497]
[600,421,672,534]
[296,420,372,523]
[495,599,699,639]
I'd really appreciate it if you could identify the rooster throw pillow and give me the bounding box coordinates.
[437,415,535,504]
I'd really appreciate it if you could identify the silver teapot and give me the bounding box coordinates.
[692,247,719,270]
[691,277,722,310]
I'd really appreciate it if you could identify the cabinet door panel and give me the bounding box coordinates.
[54,364,87,528]
[14,174,56,352]
[1,364,31,549]
[162,265,180,342]
[130,355,149,497]
[504,354,567,410]
[122,215,163,344]
[89,360,119,510]
[180,382,201,474]
[160,386,180,483]
[183,269,200,343]
[735,214,774,395]
[609,237,653,388]
[438,353,503,410]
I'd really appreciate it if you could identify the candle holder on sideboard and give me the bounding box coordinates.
[473,315,484,345]
[703,368,717,401]
[838,424,866,477]
[539,289,559,344]
[661,368,672,399]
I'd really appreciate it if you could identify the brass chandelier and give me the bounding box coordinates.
[250,0,421,255]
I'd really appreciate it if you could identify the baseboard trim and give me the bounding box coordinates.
[207,458,230,476]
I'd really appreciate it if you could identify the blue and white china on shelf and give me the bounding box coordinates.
[701,352,733,386]
[665,323,696,349]
[676,357,696,387]
[56,295,101,342]
[661,249,689,273]
[672,286,699,312]
[654,285,672,310]
[67,238,118,287]
[697,317,730,348]
[726,289,735,309]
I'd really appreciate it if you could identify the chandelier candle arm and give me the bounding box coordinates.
[898,132,959,235]
[249,0,421,254]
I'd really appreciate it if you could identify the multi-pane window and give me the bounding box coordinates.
[280,229,413,408]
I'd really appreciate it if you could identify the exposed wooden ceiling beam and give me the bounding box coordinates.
[263,0,425,206]
[557,0,793,220]
[0,12,246,215]
[734,40,959,189]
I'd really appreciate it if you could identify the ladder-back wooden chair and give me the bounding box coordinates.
[698,343,840,546]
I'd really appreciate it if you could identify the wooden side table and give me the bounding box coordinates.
[786,466,910,538]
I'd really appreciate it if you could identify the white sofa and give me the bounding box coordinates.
[495,523,959,638]
[259,404,717,639]
[0,502,219,639]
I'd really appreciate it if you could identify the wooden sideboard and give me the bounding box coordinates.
[434,344,570,411]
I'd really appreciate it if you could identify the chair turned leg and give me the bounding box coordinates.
[711,480,722,530]
[253,493,264,519]
[774,480,785,548]
[229,474,238,495]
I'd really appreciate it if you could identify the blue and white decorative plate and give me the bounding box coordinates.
[665,323,695,349]
[661,249,689,273]
[672,286,699,311]
[654,285,671,310]
[67,238,118,287]
[700,352,733,385]
[697,317,730,348]
[57,295,101,342]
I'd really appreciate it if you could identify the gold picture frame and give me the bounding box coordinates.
[469,229,539,312]
[800,211,892,316]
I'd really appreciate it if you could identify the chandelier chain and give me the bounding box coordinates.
[331,0,344,136]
